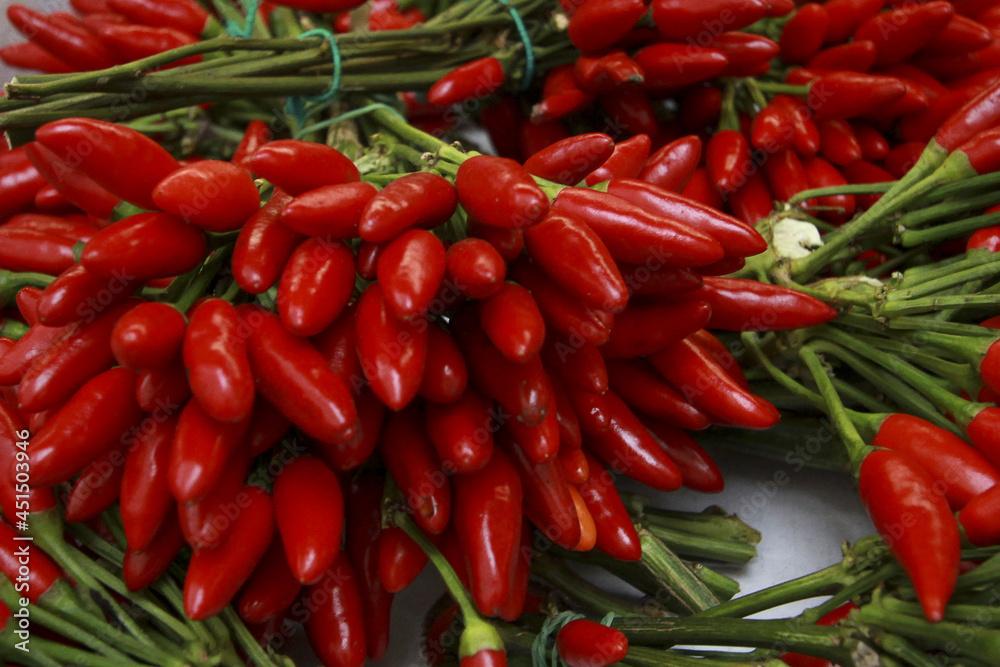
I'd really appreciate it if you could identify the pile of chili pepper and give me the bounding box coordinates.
[6,0,1000,665]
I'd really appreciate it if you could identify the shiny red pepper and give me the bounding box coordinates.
[35,117,180,211]
[807,72,907,121]
[169,399,250,503]
[233,189,303,294]
[445,237,507,300]
[64,440,127,522]
[35,263,135,327]
[249,140,358,196]
[152,160,259,232]
[344,477,393,660]
[599,89,661,137]
[578,451,641,561]
[279,182,377,238]
[377,229,446,321]
[0,403,56,518]
[855,1,953,66]
[303,553,369,667]
[779,3,828,64]
[822,0,884,44]
[22,142,120,218]
[237,538,303,624]
[29,366,142,487]
[523,133,614,185]
[506,400,560,462]
[0,155,48,220]
[605,358,710,431]
[575,54,643,94]
[177,451,249,551]
[111,301,186,372]
[183,298,255,424]
[245,395,292,457]
[531,65,594,123]
[136,363,191,413]
[567,0,646,51]
[542,335,608,395]
[456,155,549,230]
[477,283,546,363]
[277,237,355,337]
[803,155,856,223]
[818,120,862,166]
[556,618,629,667]
[377,526,427,593]
[600,299,711,359]
[453,447,522,617]
[651,0,768,40]
[123,513,186,591]
[98,24,200,65]
[120,414,175,551]
[242,305,359,445]
[425,389,495,474]
[645,419,723,492]
[81,211,207,282]
[0,40,73,73]
[633,43,729,90]
[808,40,877,72]
[105,0,212,36]
[705,129,752,194]
[359,172,458,242]
[762,149,811,203]
[274,456,344,585]
[0,522,63,602]
[232,120,271,170]
[636,134,702,193]
[508,262,611,347]
[184,485,275,620]
[7,4,117,70]
[525,210,628,313]
[428,57,505,106]
[728,170,774,225]
[585,134,651,186]
[859,449,960,622]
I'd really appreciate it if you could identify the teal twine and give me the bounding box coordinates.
[495,0,535,92]
[285,28,343,132]
[225,0,260,38]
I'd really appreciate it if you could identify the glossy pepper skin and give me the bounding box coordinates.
[605,358,711,431]
[0,403,56,518]
[111,301,187,372]
[359,172,458,242]
[377,229,447,321]
[859,449,960,622]
[456,155,549,230]
[184,485,275,620]
[0,522,63,602]
[684,276,839,332]
[453,448,523,618]
[237,539,303,624]
[651,0,768,41]
[585,134,651,186]
[169,399,250,504]
[22,141,120,218]
[35,117,180,210]
[249,139,359,195]
[344,477,393,661]
[425,389,495,474]
[153,160,260,232]
[233,189,304,294]
[35,263,136,327]
[556,619,629,667]
[277,237,355,337]
[419,324,468,404]
[599,299,711,359]
[477,283,546,363]
[279,182,377,238]
[7,5,117,71]
[523,133,614,185]
[29,366,143,488]
[81,212,207,282]
[123,513,186,591]
[355,282,429,411]
[567,0,646,51]
[445,237,507,299]
[578,452,642,561]
[183,298,255,424]
[242,305,359,445]
[959,483,1000,546]
[120,414,176,551]
[377,526,427,593]
[303,554,368,667]
[64,441,128,522]
[105,0,211,36]
[427,57,505,105]
[273,456,344,585]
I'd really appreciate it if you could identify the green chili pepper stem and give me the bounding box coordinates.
[2,634,150,667]
[636,526,720,614]
[645,521,757,565]
[861,335,981,395]
[0,270,55,306]
[717,81,740,133]
[799,346,870,473]
[874,632,950,667]
[887,315,1000,337]
[789,181,893,206]
[751,81,810,97]
[858,604,1000,663]
[888,253,1000,301]
[624,646,787,667]
[633,504,762,545]
[531,552,659,617]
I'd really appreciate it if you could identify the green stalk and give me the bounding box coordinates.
[887,253,1000,301]
[788,181,892,205]
[858,604,1000,663]
[636,526,720,614]
[895,189,1000,230]
[531,553,658,617]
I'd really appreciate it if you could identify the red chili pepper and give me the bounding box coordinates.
[585,134,652,186]
[807,72,907,121]
[97,24,200,65]
[105,0,212,36]
[177,451,249,551]
[183,298,254,424]
[523,133,614,185]
[22,142,120,218]
[0,522,63,602]
[123,512,185,591]
[480,98,524,160]
[651,0,769,41]
[568,485,597,551]
[344,477,393,660]
[646,419,723,492]
[599,299,711,359]
[582,391,684,492]
[274,456,344,585]
[779,3,828,64]
[780,603,859,667]
[452,447,522,617]
[499,431,582,549]
[577,451,641,560]
[775,95,821,156]
[617,262,703,298]
[28,366,142,487]
[550,373,582,451]
[359,172,458,242]
[82,211,207,282]
[802,155,856,224]
[33,263,134,327]
[818,119,862,166]
[152,160,259,232]
[249,140,358,196]
[300,552,371,666]
[841,160,893,210]
[823,0,884,44]
[633,43,729,90]
[959,482,1000,545]
[35,117,180,211]
[170,399,250,503]
[64,439,127,522]
[552,187,725,268]
[110,301,186,373]
[233,189,303,294]
[477,283,546,364]
[237,538,302,624]
[419,323,468,404]
[425,389,495,474]
[445,237,507,299]
[18,299,136,413]
[508,262,611,347]
[136,363,191,413]
[808,40,878,72]
[428,57,505,105]
[542,335,608,396]
[278,182,377,238]
[245,396,292,458]
[377,526,427,593]
[706,129,752,195]
[355,282,428,410]
[0,324,69,387]
[456,155,549,231]
[184,485,274,620]
[762,149,811,203]
[7,4,117,70]
[376,229,447,321]
[275,237,355,337]
[649,338,780,430]
[242,305,359,445]
[0,155,47,221]
[231,120,271,170]
[568,0,646,51]
[556,618,629,667]
[751,101,795,154]
[461,649,507,667]
[575,53,643,93]
[728,170,773,225]
[0,402,56,518]
[855,1,954,66]
[560,447,590,485]
[605,358,710,431]
[120,413,175,551]
[599,89,661,137]
[859,449,960,622]
[33,184,69,210]
[531,66,593,124]
[637,134,702,193]
[520,118,572,159]
[870,413,1000,510]
[506,399,561,462]
[0,40,73,73]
